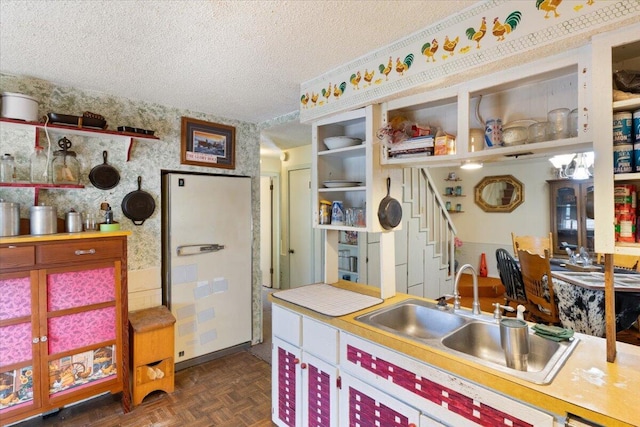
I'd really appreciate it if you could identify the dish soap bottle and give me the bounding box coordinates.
[30,145,49,183]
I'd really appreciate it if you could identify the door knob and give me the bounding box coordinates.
[289,249,295,254]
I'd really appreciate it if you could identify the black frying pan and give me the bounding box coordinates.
[89,151,120,190]
[121,176,155,225]
[378,177,402,230]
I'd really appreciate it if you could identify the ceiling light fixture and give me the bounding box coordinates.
[460,160,483,170]
[571,153,591,180]
[549,152,593,180]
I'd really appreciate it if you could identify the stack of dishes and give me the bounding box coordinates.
[323,180,362,188]
[323,136,362,150]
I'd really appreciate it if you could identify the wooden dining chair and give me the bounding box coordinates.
[495,248,528,310]
[512,232,553,258]
[595,253,640,271]
[517,249,561,325]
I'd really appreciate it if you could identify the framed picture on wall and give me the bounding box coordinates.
[180,117,236,169]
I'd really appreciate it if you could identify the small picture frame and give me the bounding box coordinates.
[181,117,236,169]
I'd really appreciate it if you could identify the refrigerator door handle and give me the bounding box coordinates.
[177,244,226,256]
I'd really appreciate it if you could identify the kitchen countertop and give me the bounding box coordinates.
[0,230,131,244]
[270,281,640,427]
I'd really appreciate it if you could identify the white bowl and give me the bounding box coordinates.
[502,126,528,146]
[323,136,362,150]
[1,92,39,122]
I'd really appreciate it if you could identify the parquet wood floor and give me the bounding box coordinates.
[13,351,274,427]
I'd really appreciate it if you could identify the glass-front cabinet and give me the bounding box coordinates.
[548,179,594,256]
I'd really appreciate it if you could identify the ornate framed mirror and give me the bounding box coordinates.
[474,175,524,213]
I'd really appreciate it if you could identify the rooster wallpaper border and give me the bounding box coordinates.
[299,0,640,123]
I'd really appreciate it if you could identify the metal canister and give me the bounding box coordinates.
[613,112,632,145]
[30,205,57,235]
[0,200,20,237]
[613,144,634,174]
[65,210,83,233]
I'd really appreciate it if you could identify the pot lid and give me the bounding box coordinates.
[1,91,38,101]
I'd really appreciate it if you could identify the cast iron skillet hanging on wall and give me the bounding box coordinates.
[378,177,402,230]
[121,176,155,225]
[89,151,120,190]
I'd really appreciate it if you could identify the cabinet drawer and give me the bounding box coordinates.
[37,239,123,264]
[302,316,338,364]
[0,245,35,269]
[272,305,301,346]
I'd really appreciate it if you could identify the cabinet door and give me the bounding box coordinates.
[0,271,41,419]
[272,337,302,427]
[550,181,580,255]
[301,352,338,427]
[339,372,420,427]
[43,262,121,403]
[580,182,595,253]
[549,180,594,256]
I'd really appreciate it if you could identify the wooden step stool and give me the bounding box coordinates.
[129,305,176,406]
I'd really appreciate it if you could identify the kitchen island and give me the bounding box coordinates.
[270,281,639,427]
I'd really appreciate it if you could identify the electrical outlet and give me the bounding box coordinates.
[178,351,184,357]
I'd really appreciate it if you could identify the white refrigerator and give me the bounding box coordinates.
[162,172,252,368]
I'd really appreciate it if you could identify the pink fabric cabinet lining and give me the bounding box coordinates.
[48,267,115,311]
[48,307,116,355]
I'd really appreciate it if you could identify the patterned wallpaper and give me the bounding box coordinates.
[0,73,263,342]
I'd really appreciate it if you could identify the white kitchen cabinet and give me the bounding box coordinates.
[592,23,640,256]
[339,372,420,427]
[340,332,555,426]
[380,47,592,169]
[272,336,303,427]
[419,414,446,427]
[272,306,339,427]
[312,105,400,234]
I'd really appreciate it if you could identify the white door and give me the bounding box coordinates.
[289,168,312,288]
[167,173,252,363]
[260,175,273,287]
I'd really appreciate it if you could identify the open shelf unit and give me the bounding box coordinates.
[0,182,84,204]
[0,117,160,161]
[592,24,640,256]
[380,48,592,169]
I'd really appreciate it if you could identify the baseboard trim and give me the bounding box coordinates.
[174,342,251,372]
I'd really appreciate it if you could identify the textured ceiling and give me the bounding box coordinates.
[0,0,476,151]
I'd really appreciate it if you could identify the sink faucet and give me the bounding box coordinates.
[453,264,482,315]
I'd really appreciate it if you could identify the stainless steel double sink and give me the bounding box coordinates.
[355,298,579,384]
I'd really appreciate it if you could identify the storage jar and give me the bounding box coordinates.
[0,153,16,183]
[30,145,50,183]
[30,205,57,235]
[0,200,20,237]
[52,137,81,185]
[65,210,83,233]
